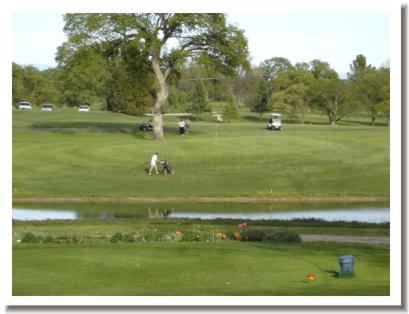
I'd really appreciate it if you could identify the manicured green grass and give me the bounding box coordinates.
[12,241,389,296]
[12,110,389,198]
[12,110,390,297]
[12,107,140,129]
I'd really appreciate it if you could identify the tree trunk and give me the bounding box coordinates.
[236,93,241,106]
[329,101,337,126]
[299,112,305,124]
[371,115,375,127]
[329,113,337,126]
[151,54,169,140]
[153,102,164,140]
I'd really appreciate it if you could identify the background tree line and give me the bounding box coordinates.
[250,55,390,126]
[13,29,390,128]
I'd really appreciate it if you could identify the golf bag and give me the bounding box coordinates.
[160,159,174,175]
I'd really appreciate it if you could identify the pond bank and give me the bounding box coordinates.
[13,196,389,204]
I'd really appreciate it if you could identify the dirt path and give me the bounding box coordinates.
[301,234,389,245]
[12,196,389,204]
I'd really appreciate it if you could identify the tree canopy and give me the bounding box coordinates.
[309,59,338,79]
[269,68,314,123]
[358,67,390,126]
[259,57,292,82]
[309,78,356,125]
[188,80,210,117]
[12,63,59,107]
[222,94,239,122]
[251,78,271,120]
[59,13,250,139]
[12,36,390,129]
[347,54,375,81]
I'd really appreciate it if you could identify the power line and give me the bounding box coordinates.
[45,74,270,83]
[178,75,270,81]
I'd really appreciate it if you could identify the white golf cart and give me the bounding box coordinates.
[267,113,283,131]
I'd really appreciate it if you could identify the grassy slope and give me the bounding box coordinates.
[12,110,389,198]
[13,241,389,296]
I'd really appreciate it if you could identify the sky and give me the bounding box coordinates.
[12,13,390,76]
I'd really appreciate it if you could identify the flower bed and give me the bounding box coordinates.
[16,223,302,245]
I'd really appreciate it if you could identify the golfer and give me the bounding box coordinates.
[149,152,159,176]
[178,120,186,135]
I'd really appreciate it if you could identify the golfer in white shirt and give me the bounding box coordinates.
[149,152,159,175]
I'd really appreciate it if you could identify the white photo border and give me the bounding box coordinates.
[0,0,402,307]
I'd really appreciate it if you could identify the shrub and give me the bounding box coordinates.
[44,235,54,243]
[111,232,135,243]
[240,229,266,241]
[263,231,302,243]
[110,232,123,243]
[21,232,41,243]
[138,230,164,242]
[110,232,134,243]
[180,231,202,242]
[70,234,81,244]
[226,230,237,240]
[180,231,214,242]
[122,233,135,243]
[55,236,70,244]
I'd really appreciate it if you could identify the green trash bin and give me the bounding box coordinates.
[336,255,355,278]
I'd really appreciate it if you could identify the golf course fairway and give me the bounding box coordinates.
[12,109,390,297]
[12,110,389,199]
[13,242,389,296]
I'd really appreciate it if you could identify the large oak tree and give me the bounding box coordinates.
[268,67,314,124]
[359,68,390,126]
[309,78,356,126]
[60,13,249,140]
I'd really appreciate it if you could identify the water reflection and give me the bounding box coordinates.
[148,208,172,219]
[13,208,79,221]
[12,204,390,223]
[12,207,174,221]
[168,208,389,223]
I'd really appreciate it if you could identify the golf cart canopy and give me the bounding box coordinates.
[267,112,283,131]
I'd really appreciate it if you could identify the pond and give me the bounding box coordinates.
[12,202,390,223]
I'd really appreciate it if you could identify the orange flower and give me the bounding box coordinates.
[216,232,227,240]
[307,273,316,281]
[175,231,183,238]
[233,232,241,240]
[238,222,248,230]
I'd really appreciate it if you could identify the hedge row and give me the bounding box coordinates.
[16,229,302,244]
